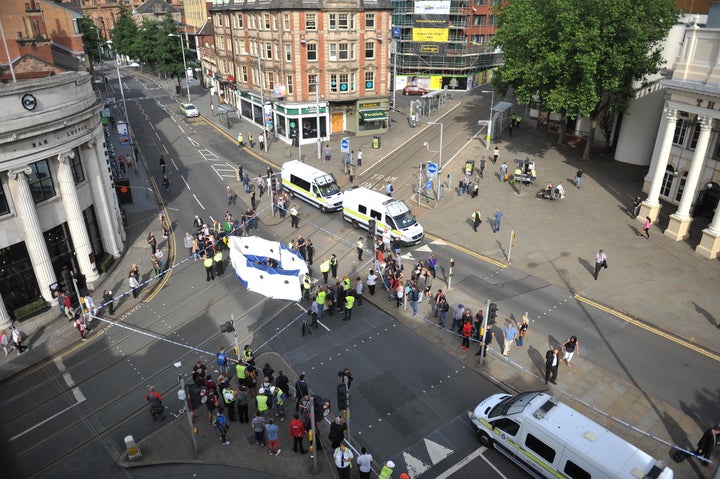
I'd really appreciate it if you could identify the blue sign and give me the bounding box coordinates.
[424,180,433,191]
[341,138,350,153]
[393,27,401,39]
[426,162,438,177]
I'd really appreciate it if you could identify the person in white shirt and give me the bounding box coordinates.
[333,443,354,479]
[356,447,373,479]
[556,182,565,199]
[366,270,378,296]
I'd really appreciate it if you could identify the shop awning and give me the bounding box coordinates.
[360,110,388,121]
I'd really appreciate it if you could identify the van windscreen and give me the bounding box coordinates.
[489,391,542,418]
[391,210,416,229]
[316,174,340,197]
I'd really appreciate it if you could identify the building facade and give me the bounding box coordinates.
[391,0,503,92]
[639,14,720,258]
[208,0,394,144]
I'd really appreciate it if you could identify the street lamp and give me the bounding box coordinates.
[240,50,268,152]
[108,41,140,165]
[481,89,495,149]
[168,33,191,103]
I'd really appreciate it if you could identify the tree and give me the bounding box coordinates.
[110,4,138,59]
[492,0,678,156]
[78,15,104,65]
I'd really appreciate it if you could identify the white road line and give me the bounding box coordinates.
[433,447,487,479]
[181,175,191,190]
[193,194,205,209]
[10,399,86,441]
[188,137,200,147]
[478,447,509,478]
[162,143,169,154]
[155,131,162,142]
[211,166,224,181]
[171,157,179,171]
[294,303,330,331]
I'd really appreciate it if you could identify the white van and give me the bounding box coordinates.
[281,160,343,213]
[469,391,673,479]
[342,187,424,245]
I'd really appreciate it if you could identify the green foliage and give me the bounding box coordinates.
[492,0,679,120]
[110,4,138,58]
[79,15,105,63]
[13,298,49,321]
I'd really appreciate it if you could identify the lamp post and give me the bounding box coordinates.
[95,29,108,96]
[169,33,191,103]
[316,81,322,161]
[110,42,140,166]
[177,373,199,452]
[481,89,494,149]
[241,50,267,152]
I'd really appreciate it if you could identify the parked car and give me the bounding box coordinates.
[180,103,199,117]
[403,85,428,96]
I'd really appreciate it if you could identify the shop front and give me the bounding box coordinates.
[273,102,329,146]
[357,99,390,135]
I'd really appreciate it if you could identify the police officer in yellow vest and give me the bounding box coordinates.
[270,386,286,420]
[236,362,248,387]
[302,273,312,300]
[320,258,331,284]
[290,205,299,228]
[213,249,223,276]
[237,132,244,149]
[256,388,270,417]
[222,385,237,421]
[243,345,255,366]
[344,293,355,321]
[204,253,215,281]
[379,460,395,479]
[342,275,351,292]
[315,287,326,318]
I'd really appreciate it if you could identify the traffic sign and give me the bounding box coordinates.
[340,138,350,153]
[426,162,438,177]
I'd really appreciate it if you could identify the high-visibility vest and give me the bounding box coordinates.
[203,257,214,268]
[378,465,394,479]
[275,389,285,405]
[243,349,254,362]
[236,364,247,379]
[345,295,355,310]
[214,251,223,262]
[303,276,312,290]
[316,291,326,305]
[290,207,298,216]
[222,387,235,404]
[256,394,269,412]
[320,260,330,273]
[342,278,351,290]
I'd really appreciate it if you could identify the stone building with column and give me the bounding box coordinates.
[0,71,126,329]
[639,15,720,258]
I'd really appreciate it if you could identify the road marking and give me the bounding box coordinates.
[193,194,205,209]
[181,175,191,190]
[188,137,199,147]
[11,358,87,441]
[426,437,454,465]
[575,294,720,361]
[425,232,508,268]
[433,447,488,479]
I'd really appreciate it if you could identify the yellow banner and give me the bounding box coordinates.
[412,28,449,42]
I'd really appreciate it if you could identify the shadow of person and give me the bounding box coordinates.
[578,256,595,277]
[693,302,718,328]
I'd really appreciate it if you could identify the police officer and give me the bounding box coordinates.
[222,384,237,421]
[290,205,299,228]
[243,345,255,366]
[356,237,364,261]
[302,273,312,300]
[213,249,224,276]
[236,361,248,388]
[256,388,270,417]
[329,254,338,278]
[379,460,395,479]
[204,253,215,281]
[344,292,355,321]
[237,132,244,149]
[320,258,331,283]
[315,286,326,318]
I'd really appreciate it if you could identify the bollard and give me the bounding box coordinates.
[124,435,142,461]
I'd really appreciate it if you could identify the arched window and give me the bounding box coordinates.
[660,164,675,198]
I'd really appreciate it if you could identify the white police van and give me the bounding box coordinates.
[342,187,424,245]
[281,160,343,213]
[469,391,673,479]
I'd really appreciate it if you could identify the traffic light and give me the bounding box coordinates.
[337,383,348,410]
[220,320,235,333]
[488,303,498,324]
[312,395,331,418]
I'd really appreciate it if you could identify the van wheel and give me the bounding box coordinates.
[351,220,360,229]
[289,190,295,198]
[320,205,327,214]
[478,431,493,449]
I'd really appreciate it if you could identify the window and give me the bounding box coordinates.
[673,118,690,146]
[675,171,688,202]
[490,418,520,436]
[0,181,9,215]
[308,74,318,94]
[215,14,223,27]
[524,434,556,463]
[331,73,353,92]
[267,72,274,90]
[285,44,292,61]
[339,43,350,60]
[563,461,591,479]
[473,15,486,26]
[365,41,375,59]
[365,13,375,29]
[283,13,290,31]
[69,148,85,184]
[286,75,293,94]
[364,71,374,89]
[241,65,248,83]
[216,36,225,51]
[370,209,382,221]
[234,14,243,28]
[476,0,487,4]
[689,123,701,150]
[329,13,351,30]
[263,42,272,60]
[307,43,318,61]
[329,13,337,30]
[488,15,497,26]
[263,13,271,30]
[249,14,255,29]
[471,35,485,44]
[330,44,337,61]
[234,38,242,54]
[306,13,317,30]
[28,159,56,203]
[358,204,367,215]
[272,15,278,31]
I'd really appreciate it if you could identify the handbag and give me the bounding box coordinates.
[602,259,608,269]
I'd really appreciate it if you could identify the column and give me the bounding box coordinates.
[696,191,720,258]
[7,167,58,303]
[85,138,124,257]
[0,293,12,330]
[666,116,712,240]
[639,107,676,222]
[56,151,100,282]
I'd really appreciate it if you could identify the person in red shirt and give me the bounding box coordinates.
[289,413,306,454]
[146,386,165,420]
[460,319,472,351]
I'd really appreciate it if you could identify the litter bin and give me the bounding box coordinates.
[372,136,380,149]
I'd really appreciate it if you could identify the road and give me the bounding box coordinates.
[1,70,716,479]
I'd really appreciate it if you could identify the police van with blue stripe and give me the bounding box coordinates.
[469,391,673,479]
[281,160,343,213]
